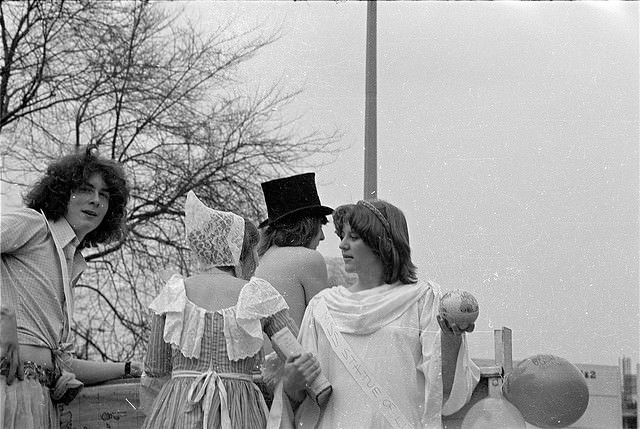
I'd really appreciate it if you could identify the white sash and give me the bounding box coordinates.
[315,299,415,429]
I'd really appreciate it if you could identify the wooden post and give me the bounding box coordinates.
[485,327,513,398]
[494,327,513,375]
[363,0,377,200]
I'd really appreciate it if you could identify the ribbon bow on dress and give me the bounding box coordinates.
[181,368,269,429]
[185,369,233,429]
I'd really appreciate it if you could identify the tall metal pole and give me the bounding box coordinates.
[363,0,377,200]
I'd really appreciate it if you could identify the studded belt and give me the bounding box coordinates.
[0,356,60,388]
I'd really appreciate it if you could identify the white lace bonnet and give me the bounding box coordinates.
[185,191,244,267]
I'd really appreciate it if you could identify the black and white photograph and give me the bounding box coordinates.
[1,1,637,428]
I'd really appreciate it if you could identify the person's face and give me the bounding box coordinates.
[307,224,325,250]
[64,173,110,241]
[337,222,379,274]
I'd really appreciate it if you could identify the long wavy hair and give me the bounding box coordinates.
[333,199,417,285]
[24,145,129,248]
[239,219,260,277]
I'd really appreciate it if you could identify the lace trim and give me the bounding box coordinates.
[224,277,289,361]
[148,276,288,360]
[185,191,244,267]
[148,275,205,358]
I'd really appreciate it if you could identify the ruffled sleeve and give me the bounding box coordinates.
[148,275,207,359]
[223,277,289,361]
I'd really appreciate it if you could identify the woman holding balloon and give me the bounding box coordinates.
[290,199,481,429]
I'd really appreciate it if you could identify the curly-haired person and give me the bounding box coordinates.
[1,145,141,429]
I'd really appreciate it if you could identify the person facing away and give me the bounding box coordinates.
[0,145,141,429]
[291,199,481,429]
[254,173,333,329]
[141,191,320,429]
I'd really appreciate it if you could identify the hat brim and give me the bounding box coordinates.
[259,205,334,228]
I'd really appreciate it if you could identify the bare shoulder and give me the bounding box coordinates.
[256,247,327,287]
[184,274,245,311]
[185,273,245,289]
[297,249,327,273]
[275,246,324,263]
[258,246,321,267]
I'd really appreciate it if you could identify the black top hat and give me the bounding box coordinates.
[259,173,333,228]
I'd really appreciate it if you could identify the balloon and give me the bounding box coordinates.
[439,289,479,329]
[461,397,527,429]
[503,354,589,428]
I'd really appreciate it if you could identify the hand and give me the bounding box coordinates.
[262,352,284,390]
[437,314,475,336]
[131,361,144,377]
[0,307,23,385]
[283,353,321,401]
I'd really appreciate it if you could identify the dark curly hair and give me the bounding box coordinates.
[24,145,129,248]
[257,215,328,257]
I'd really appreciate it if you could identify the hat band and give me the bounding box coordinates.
[261,205,332,228]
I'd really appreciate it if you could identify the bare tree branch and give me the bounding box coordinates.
[2,1,342,361]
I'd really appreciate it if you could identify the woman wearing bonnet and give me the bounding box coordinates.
[141,191,320,429]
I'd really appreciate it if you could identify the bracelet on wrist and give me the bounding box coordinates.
[124,361,131,377]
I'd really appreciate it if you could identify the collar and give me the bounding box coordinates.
[49,217,80,249]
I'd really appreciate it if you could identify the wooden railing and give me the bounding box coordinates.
[59,327,513,429]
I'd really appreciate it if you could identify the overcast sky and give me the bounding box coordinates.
[176,1,638,367]
[2,1,637,368]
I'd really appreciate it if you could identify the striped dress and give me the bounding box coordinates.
[142,276,296,429]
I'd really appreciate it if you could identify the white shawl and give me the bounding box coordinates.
[289,280,480,429]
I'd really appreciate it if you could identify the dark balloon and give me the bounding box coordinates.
[503,354,589,428]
